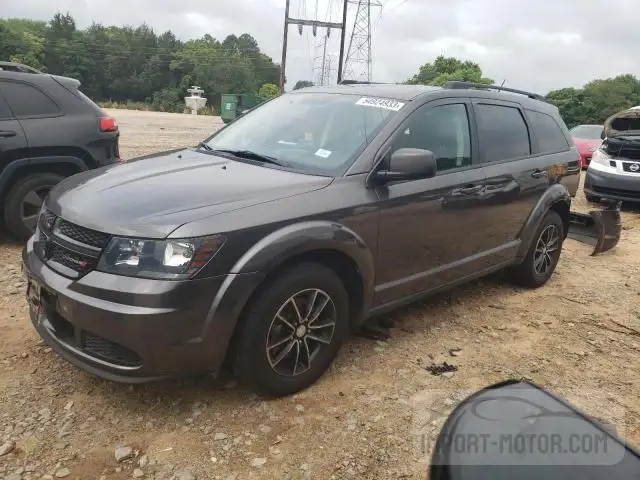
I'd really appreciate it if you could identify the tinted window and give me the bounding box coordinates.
[527,110,569,153]
[393,103,471,171]
[0,94,12,120]
[476,104,530,162]
[0,81,60,117]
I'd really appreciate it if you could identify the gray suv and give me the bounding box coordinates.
[22,82,580,396]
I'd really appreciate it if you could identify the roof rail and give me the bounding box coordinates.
[443,81,547,102]
[0,61,43,74]
[339,80,391,85]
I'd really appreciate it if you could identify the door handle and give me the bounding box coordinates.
[531,169,547,179]
[0,130,17,138]
[458,184,483,195]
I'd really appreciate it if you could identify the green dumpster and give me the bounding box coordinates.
[220,94,239,124]
[220,94,266,124]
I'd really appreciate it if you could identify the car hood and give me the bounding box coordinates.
[604,108,640,138]
[47,148,333,238]
[573,138,602,153]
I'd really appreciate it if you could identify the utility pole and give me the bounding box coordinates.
[337,0,348,83]
[280,0,349,92]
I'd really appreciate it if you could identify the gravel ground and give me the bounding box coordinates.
[1,109,639,480]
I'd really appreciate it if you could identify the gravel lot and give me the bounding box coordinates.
[1,109,639,480]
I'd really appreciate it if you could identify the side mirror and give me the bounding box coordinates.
[376,148,437,183]
[601,130,606,140]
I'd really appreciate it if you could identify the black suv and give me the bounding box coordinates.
[23,82,580,396]
[0,61,120,239]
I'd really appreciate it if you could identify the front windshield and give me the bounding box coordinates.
[206,92,404,175]
[570,125,603,140]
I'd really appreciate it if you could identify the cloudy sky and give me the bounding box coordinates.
[3,0,639,93]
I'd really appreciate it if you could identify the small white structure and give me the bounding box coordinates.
[184,86,207,115]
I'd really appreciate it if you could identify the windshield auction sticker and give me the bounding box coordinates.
[356,97,405,111]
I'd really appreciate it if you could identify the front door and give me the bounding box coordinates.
[373,100,489,306]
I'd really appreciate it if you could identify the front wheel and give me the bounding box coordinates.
[585,193,600,203]
[509,211,564,288]
[234,262,349,397]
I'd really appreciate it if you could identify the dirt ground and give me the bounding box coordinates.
[1,109,639,480]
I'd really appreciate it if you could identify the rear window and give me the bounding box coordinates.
[0,81,60,117]
[77,90,105,115]
[526,110,569,154]
[476,104,531,162]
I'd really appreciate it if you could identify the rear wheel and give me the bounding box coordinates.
[509,211,564,288]
[234,262,349,397]
[3,173,63,240]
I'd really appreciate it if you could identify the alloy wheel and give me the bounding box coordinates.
[21,186,51,232]
[266,288,337,377]
[534,224,560,276]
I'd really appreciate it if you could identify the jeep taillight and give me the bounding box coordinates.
[99,117,118,133]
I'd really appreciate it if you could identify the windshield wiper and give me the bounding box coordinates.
[211,149,289,167]
[197,141,214,152]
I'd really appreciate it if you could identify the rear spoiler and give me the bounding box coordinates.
[51,75,81,94]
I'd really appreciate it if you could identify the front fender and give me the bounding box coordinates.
[516,184,571,259]
[198,222,376,371]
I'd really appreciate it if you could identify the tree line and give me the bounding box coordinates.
[2,13,639,126]
[0,13,280,113]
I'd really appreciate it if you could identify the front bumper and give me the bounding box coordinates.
[584,167,640,202]
[22,237,264,383]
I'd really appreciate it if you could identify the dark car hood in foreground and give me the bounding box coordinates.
[47,149,332,238]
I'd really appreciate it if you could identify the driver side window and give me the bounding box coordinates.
[392,103,472,172]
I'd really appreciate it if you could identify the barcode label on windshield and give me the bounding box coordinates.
[356,97,405,111]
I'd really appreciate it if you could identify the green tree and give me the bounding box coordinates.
[407,55,493,86]
[259,83,279,98]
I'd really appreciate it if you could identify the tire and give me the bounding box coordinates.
[3,173,63,240]
[234,262,349,397]
[585,193,600,203]
[509,211,564,288]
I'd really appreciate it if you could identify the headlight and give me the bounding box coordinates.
[590,148,612,167]
[97,235,225,279]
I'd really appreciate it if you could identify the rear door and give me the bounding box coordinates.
[0,86,28,172]
[472,100,566,251]
[373,99,491,306]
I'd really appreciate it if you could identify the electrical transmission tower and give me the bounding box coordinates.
[343,0,382,82]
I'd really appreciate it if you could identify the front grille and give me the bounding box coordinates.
[46,309,142,367]
[592,186,640,199]
[83,332,142,367]
[55,219,110,248]
[622,162,640,173]
[36,209,111,278]
[48,243,96,273]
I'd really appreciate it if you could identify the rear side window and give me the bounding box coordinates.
[526,110,569,154]
[476,104,531,162]
[0,81,61,118]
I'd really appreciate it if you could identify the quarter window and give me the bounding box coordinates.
[393,103,472,172]
[526,109,569,154]
[0,81,60,118]
[476,104,531,162]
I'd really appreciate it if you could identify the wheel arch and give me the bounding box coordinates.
[0,155,88,203]
[516,184,571,260]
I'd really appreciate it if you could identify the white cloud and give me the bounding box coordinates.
[3,0,640,93]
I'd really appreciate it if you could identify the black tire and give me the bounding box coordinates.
[234,262,349,397]
[3,173,63,240]
[585,193,600,203]
[509,211,564,288]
